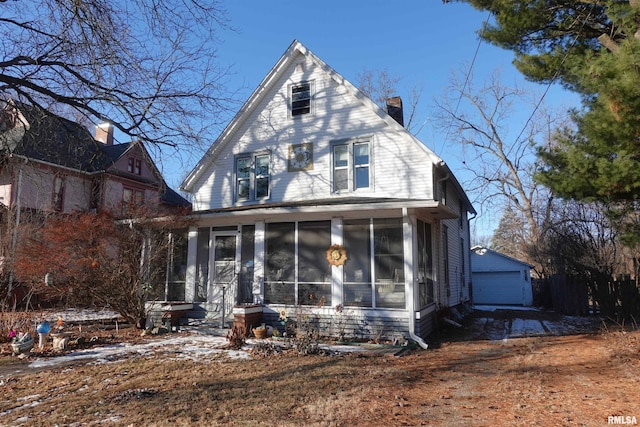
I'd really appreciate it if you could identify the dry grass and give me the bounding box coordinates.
[0,311,39,342]
[1,321,639,426]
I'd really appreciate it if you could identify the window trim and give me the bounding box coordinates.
[331,136,372,193]
[122,187,145,212]
[289,81,314,118]
[263,220,333,306]
[342,217,406,309]
[234,151,272,202]
[127,157,142,175]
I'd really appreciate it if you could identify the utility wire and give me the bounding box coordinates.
[507,4,595,158]
[437,10,492,157]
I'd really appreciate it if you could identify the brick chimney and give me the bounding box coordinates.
[95,122,113,145]
[386,96,404,127]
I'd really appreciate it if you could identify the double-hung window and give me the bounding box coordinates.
[123,188,144,206]
[127,158,142,175]
[290,82,312,117]
[332,138,371,192]
[236,152,271,201]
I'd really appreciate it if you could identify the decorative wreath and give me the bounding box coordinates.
[326,244,348,267]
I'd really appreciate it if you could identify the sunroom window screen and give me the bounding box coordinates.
[264,223,295,304]
[373,218,405,309]
[297,221,331,306]
[343,219,372,307]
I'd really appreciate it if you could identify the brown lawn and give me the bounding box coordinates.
[0,314,639,426]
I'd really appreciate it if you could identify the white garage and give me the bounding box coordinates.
[471,246,533,306]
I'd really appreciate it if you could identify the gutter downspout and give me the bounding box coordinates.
[436,160,450,202]
[404,208,429,350]
[435,160,451,313]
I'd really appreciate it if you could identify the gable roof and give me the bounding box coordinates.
[0,101,113,172]
[471,245,533,268]
[180,39,445,193]
[0,100,190,208]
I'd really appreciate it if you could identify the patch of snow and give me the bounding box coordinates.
[27,334,252,370]
[40,308,120,322]
[16,394,40,402]
[509,319,547,337]
[0,397,41,418]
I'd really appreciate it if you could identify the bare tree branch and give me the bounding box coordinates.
[0,0,235,150]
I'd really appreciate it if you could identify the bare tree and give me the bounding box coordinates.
[355,69,426,135]
[15,207,191,326]
[434,68,565,269]
[0,0,234,152]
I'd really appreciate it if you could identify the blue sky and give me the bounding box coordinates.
[159,1,581,240]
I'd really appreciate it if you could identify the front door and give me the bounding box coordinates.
[209,232,239,325]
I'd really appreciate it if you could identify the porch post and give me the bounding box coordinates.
[331,217,343,306]
[402,208,416,315]
[184,227,198,302]
[253,221,265,303]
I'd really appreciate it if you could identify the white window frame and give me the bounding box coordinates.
[289,81,314,118]
[235,151,271,202]
[331,137,372,193]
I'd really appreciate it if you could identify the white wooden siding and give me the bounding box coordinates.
[191,52,435,212]
[437,183,471,308]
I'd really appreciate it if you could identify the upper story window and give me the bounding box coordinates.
[52,175,65,212]
[332,138,370,192]
[290,82,312,117]
[90,179,101,210]
[236,152,271,201]
[123,187,145,213]
[127,158,142,175]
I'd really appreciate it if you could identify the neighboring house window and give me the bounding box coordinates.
[123,187,145,210]
[127,158,142,175]
[235,152,270,201]
[52,175,64,212]
[90,179,101,211]
[332,138,370,192]
[290,82,312,117]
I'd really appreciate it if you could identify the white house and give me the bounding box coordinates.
[179,40,475,345]
[470,246,533,306]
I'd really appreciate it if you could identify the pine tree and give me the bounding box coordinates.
[454,0,640,202]
[491,205,528,261]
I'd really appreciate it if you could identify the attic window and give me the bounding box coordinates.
[291,82,312,117]
[128,158,142,175]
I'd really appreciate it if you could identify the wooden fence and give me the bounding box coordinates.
[534,275,640,321]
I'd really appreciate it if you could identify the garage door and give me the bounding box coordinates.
[473,271,523,305]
